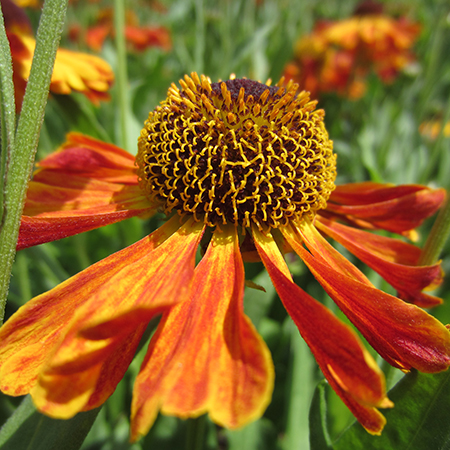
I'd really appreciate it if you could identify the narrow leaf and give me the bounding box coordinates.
[0,395,100,450]
[309,380,333,450]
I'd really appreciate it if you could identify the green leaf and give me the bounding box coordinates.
[0,395,100,450]
[334,370,450,450]
[226,418,277,450]
[309,381,333,450]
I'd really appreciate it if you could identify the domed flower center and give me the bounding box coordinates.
[137,73,336,231]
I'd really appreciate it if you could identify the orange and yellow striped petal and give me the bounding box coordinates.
[252,226,391,435]
[130,226,274,441]
[326,182,445,234]
[316,217,443,307]
[288,220,450,373]
[0,216,201,417]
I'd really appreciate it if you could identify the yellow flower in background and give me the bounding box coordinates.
[0,73,449,441]
[2,0,114,110]
[283,1,420,99]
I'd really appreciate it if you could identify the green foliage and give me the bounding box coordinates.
[0,396,99,450]
[312,370,450,450]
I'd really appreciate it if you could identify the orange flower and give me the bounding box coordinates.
[419,119,450,140]
[1,74,449,440]
[74,8,171,53]
[2,0,114,110]
[283,2,420,99]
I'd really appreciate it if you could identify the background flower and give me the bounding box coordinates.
[2,0,114,110]
[283,1,420,99]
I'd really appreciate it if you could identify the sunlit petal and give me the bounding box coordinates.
[131,226,274,441]
[0,216,182,398]
[28,217,203,417]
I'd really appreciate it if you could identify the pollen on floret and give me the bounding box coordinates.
[136,72,337,231]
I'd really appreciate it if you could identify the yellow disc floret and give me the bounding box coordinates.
[137,72,336,231]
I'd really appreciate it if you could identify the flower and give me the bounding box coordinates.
[69,7,171,53]
[282,1,420,99]
[1,73,449,441]
[419,119,450,140]
[2,0,114,110]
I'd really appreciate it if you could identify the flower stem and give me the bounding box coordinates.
[113,0,129,150]
[419,191,450,266]
[186,415,206,450]
[283,318,314,450]
[0,4,16,225]
[0,0,68,324]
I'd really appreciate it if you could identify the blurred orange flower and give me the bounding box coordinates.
[283,1,420,99]
[419,119,450,140]
[69,8,171,53]
[0,74,448,440]
[2,0,114,110]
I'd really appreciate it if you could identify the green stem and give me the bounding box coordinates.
[114,0,129,150]
[419,191,450,266]
[0,0,68,324]
[0,3,16,224]
[186,415,206,450]
[194,0,205,74]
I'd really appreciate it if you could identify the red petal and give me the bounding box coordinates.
[330,182,426,205]
[325,183,445,233]
[286,220,450,373]
[18,132,158,249]
[18,180,153,249]
[130,226,274,441]
[37,133,137,184]
[252,227,390,434]
[317,217,443,307]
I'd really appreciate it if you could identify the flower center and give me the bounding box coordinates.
[137,73,336,231]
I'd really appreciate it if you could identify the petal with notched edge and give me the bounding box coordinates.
[0,217,194,405]
[30,217,203,419]
[130,226,274,441]
[287,220,450,373]
[252,227,391,435]
[316,217,443,307]
[325,182,445,234]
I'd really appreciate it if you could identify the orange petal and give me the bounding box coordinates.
[326,182,445,233]
[0,216,183,400]
[36,133,137,184]
[317,217,443,307]
[287,220,450,373]
[252,227,390,434]
[130,226,274,441]
[28,217,203,418]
